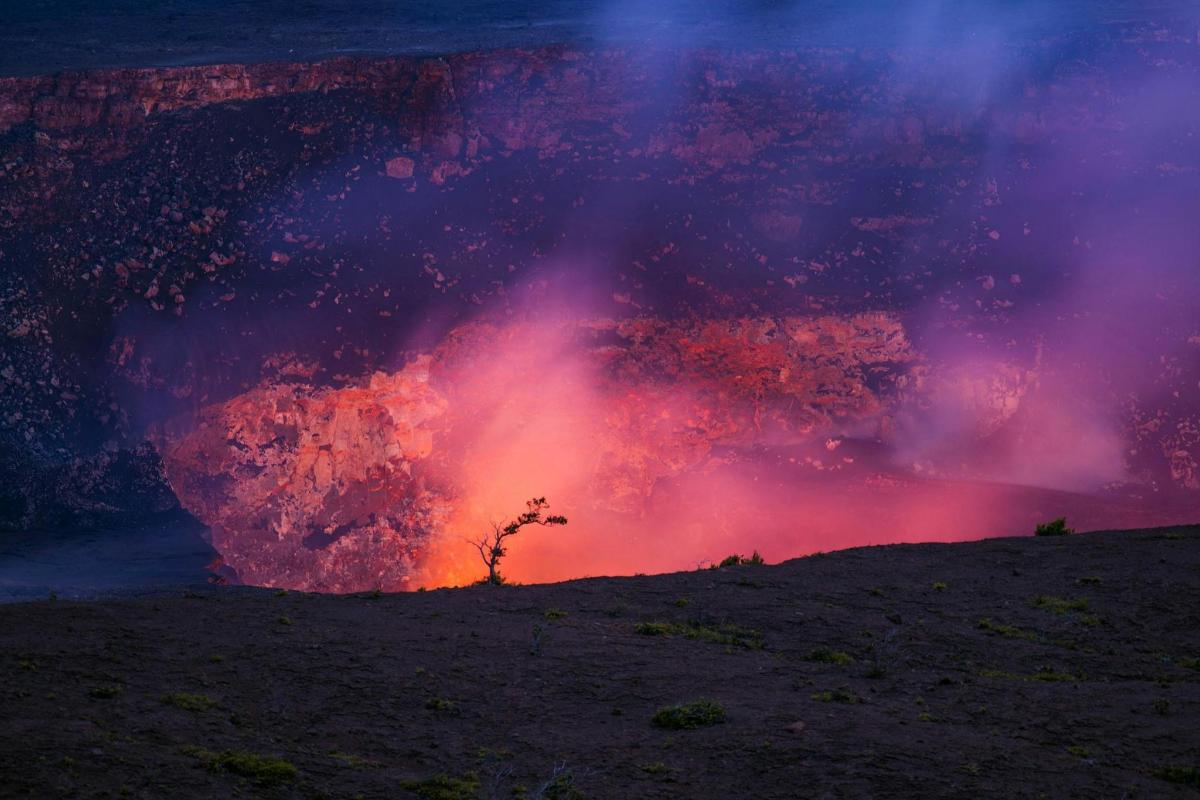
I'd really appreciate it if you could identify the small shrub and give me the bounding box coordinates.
[713,551,765,568]
[277,615,293,626]
[424,697,459,714]
[977,618,1036,640]
[673,597,690,607]
[400,774,481,800]
[652,700,726,729]
[88,686,122,699]
[634,620,763,649]
[543,608,568,620]
[811,689,861,704]
[1029,595,1088,615]
[805,648,854,665]
[186,748,298,785]
[161,692,217,712]
[1035,517,1074,536]
[932,582,948,592]
[640,761,670,775]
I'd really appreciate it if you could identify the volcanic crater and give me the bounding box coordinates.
[3,27,1200,591]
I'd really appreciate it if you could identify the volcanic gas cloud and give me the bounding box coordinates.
[160,301,1190,591]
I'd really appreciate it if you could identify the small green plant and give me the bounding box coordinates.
[673,597,690,607]
[1029,595,1088,615]
[634,620,763,649]
[208,654,225,663]
[185,748,298,786]
[400,777,480,800]
[805,648,854,665]
[932,581,948,592]
[811,689,861,704]
[1177,657,1200,671]
[88,686,122,699]
[640,761,670,775]
[1035,517,1074,536]
[277,615,293,626]
[1067,745,1091,758]
[543,608,568,620]
[652,700,727,729]
[977,618,1036,640]
[161,692,217,712]
[424,697,459,714]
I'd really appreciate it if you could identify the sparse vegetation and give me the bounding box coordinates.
[399,773,480,799]
[805,648,854,665]
[713,551,765,568]
[161,692,217,712]
[1029,595,1088,615]
[1035,517,1074,536]
[88,686,121,699]
[424,697,459,714]
[811,689,861,704]
[652,700,727,729]
[634,620,763,649]
[472,497,568,586]
[977,618,1036,640]
[184,747,298,785]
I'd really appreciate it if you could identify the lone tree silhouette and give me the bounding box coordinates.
[472,497,568,586]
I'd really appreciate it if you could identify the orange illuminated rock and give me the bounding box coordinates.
[162,356,450,592]
[162,314,921,590]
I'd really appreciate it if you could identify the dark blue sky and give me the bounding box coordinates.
[2,0,1196,75]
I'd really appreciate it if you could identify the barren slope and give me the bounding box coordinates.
[2,524,1199,799]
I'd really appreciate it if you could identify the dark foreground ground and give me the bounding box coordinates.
[2,525,1200,799]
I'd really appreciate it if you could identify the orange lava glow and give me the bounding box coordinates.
[162,310,1192,593]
